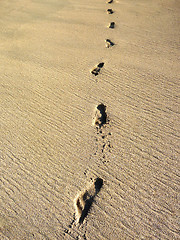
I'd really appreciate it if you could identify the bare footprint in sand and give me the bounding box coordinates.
[107,0,113,3]
[74,178,103,224]
[105,39,115,48]
[91,62,104,76]
[108,22,115,29]
[92,104,107,128]
[107,9,114,14]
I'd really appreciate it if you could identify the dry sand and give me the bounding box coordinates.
[0,0,180,239]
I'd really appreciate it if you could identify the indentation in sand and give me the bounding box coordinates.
[92,104,107,128]
[74,178,103,224]
[107,0,113,3]
[107,9,114,14]
[108,22,115,29]
[105,39,115,48]
[91,62,104,76]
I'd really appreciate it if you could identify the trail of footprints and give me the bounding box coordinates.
[93,104,113,164]
[90,0,115,77]
[64,1,115,238]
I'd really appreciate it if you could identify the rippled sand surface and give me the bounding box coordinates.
[1,0,179,239]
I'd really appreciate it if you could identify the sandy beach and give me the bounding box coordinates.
[0,0,179,239]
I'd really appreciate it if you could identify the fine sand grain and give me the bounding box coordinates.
[1,0,180,239]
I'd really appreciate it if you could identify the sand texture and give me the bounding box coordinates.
[0,0,180,239]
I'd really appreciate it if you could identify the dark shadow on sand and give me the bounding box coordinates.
[79,178,103,224]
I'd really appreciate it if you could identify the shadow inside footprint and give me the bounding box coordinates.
[91,68,100,76]
[93,104,107,128]
[91,62,104,76]
[108,22,115,29]
[78,178,103,224]
[74,178,103,224]
[97,62,104,68]
[107,9,114,14]
[97,104,107,127]
[94,177,103,194]
[79,196,93,224]
[107,0,113,3]
[105,39,115,48]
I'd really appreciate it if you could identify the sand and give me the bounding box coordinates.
[0,0,179,239]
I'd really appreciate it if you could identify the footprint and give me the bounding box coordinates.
[91,62,104,76]
[92,104,107,128]
[105,39,115,48]
[74,178,103,224]
[107,9,114,14]
[108,22,115,29]
[107,0,113,3]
